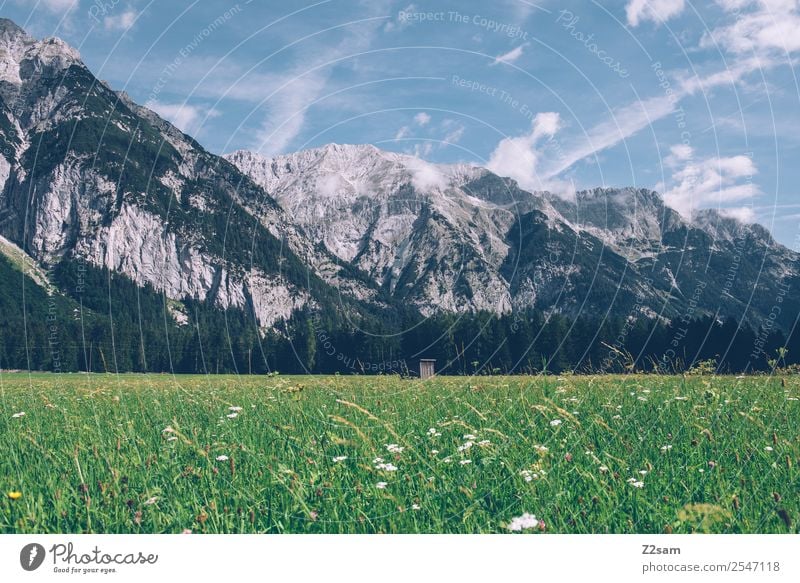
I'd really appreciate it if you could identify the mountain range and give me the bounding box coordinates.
[0,18,797,373]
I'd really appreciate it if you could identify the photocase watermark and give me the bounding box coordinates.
[18,542,158,574]
[20,543,46,572]
[398,9,529,41]
[555,10,629,78]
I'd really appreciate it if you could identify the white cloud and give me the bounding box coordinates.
[701,0,800,55]
[414,112,431,126]
[104,9,138,32]
[490,43,529,66]
[626,0,686,26]
[658,144,760,217]
[405,156,448,191]
[487,112,562,192]
[719,206,757,222]
[146,101,220,136]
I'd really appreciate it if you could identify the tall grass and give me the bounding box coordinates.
[0,373,797,533]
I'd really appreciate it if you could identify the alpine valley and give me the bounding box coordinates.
[1,19,798,374]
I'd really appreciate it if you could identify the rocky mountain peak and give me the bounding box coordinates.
[0,19,80,87]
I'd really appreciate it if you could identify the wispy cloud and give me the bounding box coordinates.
[542,95,676,179]
[27,0,78,13]
[146,100,221,137]
[490,43,529,66]
[103,9,139,32]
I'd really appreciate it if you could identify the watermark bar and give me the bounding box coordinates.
[0,535,796,581]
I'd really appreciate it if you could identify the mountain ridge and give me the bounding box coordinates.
[0,18,797,351]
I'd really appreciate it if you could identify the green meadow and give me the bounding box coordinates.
[1,373,797,533]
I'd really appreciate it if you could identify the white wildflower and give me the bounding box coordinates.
[549,419,562,427]
[764,446,774,452]
[11,412,25,418]
[660,445,673,452]
[385,444,404,454]
[411,503,421,510]
[458,441,474,452]
[228,406,243,412]
[459,459,472,465]
[215,455,229,461]
[226,412,238,419]
[463,434,477,440]
[507,513,540,532]
[376,482,388,489]
[332,456,348,463]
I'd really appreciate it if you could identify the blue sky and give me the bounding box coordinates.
[5,0,800,246]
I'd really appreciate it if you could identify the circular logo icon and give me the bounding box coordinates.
[20,543,46,571]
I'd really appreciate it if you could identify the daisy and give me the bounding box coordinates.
[507,513,540,532]
[660,445,673,452]
[458,441,474,452]
[385,444,404,454]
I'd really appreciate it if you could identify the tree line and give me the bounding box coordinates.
[1,255,797,375]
